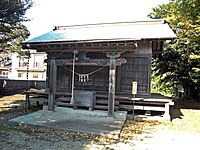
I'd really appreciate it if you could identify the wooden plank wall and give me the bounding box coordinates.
[56,65,109,92]
[119,56,151,97]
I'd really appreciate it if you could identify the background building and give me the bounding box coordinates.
[0,52,11,79]
[10,50,47,81]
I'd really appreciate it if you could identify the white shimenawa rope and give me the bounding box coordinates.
[64,66,105,82]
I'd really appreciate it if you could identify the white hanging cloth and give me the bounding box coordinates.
[78,74,89,82]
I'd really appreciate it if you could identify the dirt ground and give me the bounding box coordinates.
[0,94,200,150]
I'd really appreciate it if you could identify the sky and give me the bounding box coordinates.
[24,0,170,40]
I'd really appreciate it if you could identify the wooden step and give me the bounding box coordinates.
[56,97,71,102]
[133,105,166,111]
[119,100,166,106]
[119,104,166,112]
[57,101,119,111]
[95,99,108,105]
[119,101,134,105]
[96,94,108,99]
[96,99,119,105]
[56,102,72,107]
[119,104,134,110]
[94,105,118,111]
[96,94,133,101]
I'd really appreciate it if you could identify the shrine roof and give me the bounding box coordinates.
[24,19,176,45]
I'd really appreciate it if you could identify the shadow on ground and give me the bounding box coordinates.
[170,100,200,120]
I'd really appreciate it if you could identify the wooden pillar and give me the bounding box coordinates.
[106,52,121,117]
[48,59,57,111]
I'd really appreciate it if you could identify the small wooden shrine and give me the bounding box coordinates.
[22,19,176,117]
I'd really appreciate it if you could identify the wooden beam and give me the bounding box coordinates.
[48,59,57,111]
[28,41,138,53]
[36,45,136,53]
[47,58,127,66]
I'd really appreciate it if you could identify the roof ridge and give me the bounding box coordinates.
[53,19,165,30]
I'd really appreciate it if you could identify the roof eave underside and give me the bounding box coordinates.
[23,37,176,46]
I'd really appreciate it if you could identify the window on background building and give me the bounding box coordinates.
[2,71,8,77]
[0,71,9,78]
[18,72,24,78]
[33,55,44,68]
[33,73,39,79]
[19,57,28,67]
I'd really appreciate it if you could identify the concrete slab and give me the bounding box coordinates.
[9,106,127,138]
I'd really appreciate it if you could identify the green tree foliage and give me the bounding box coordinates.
[0,0,32,58]
[149,0,200,100]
